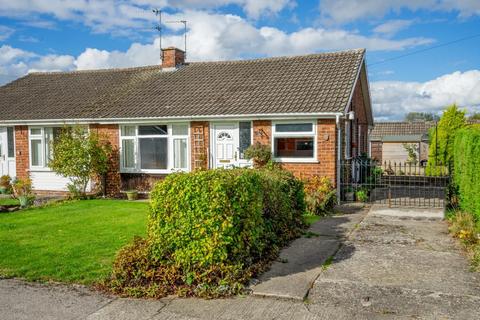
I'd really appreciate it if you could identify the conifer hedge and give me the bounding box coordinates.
[453,125,480,220]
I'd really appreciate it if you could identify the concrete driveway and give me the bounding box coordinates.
[1,205,479,320]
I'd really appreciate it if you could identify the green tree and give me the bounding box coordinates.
[469,112,480,120]
[428,105,466,169]
[49,127,112,197]
[405,112,439,122]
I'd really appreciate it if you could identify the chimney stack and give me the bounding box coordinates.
[162,47,185,69]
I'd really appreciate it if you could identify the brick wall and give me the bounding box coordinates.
[14,126,29,180]
[89,124,121,196]
[351,78,369,156]
[190,121,210,170]
[370,141,382,162]
[252,119,338,185]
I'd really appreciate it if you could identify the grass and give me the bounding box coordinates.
[0,197,19,206]
[303,213,321,226]
[0,199,148,284]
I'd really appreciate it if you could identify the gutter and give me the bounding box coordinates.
[0,112,344,126]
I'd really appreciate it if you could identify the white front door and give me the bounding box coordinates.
[0,127,16,177]
[213,123,239,169]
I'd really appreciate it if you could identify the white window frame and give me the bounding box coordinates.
[28,127,48,170]
[119,123,190,174]
[271,120,317,163]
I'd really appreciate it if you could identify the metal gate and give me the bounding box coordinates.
[339,158,450,208]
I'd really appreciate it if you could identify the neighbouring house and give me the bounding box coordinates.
[369,121,434,164]
[0,47,373,196]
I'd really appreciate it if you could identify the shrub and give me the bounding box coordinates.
[355,189,369,202]
[243,143,272,168]
[0,175,12,194]
[304,176,336,216]
[453,125,480,220]
[12,177,35,208]
[49,126,112,198]
[107,168,305,298]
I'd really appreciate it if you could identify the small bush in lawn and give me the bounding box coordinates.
[304,176,336,216]
[107,168,305,298]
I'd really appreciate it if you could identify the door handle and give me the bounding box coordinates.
[234,151,237,161]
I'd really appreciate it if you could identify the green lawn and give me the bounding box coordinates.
[0,199,148,284]
[0,197,19,206]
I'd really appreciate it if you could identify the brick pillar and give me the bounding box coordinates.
[89,124,121,196]
[190,121,209,170]
[252,120,271,146]
[14,126,29,180]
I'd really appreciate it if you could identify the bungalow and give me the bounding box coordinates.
[0,47,373,196]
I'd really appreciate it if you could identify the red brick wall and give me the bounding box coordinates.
[190,121,209,170]
[14,126,29,180]
[351,78,369,156]
[252,119,338,185]
[370,141,382,162]
[89,124,121,196]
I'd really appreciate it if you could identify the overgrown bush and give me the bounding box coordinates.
[453,125,480,220]
[243,143,272,168]
[448,211,480,271]
[304,176,336,216]
[106,168,305,298]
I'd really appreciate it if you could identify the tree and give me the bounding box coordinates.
[404,112,439,122]
[402,143,418,164]
[49,126,112,198]
[428,104,466,169]
[469,112,480,120]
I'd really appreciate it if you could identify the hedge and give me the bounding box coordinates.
[107,168,305,298]
[453,125,480,221]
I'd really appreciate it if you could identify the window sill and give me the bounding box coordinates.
[28,168,53,172]
[273,158,319,164]
[120,169,189,174]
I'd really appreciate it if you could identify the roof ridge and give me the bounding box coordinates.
[27,64,161,76]
[25,48,365,76]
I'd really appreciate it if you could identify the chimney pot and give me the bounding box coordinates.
[162,47,185,69]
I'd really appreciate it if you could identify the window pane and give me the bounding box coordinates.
[31,139,42,166]
[274,137,314,158]
[172,124,188,135]
[173,138,187,169]
[121,126,136,136]
[139,138,167,169]
[7,127,14,158]
[30,128,41,135]
[239,122,251,159]
[138,125,167,136]
[276,123,313,133]
[122,139,135,168]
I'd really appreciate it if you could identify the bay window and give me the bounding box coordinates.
[272,121,316,162]
[120,123,189,173]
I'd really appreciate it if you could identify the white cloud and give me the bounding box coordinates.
[373,19,414,37]
[28,54,75,73]
[371,70,480,120]
[0,25,14,41]
[319,0,480,24]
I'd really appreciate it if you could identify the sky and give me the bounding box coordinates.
[0,0,479,120]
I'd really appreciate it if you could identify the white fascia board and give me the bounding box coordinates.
[0,112,344,126]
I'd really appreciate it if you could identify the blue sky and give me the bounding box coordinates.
[0,0,479,120]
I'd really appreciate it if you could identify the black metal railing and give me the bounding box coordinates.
[340,158,449,208]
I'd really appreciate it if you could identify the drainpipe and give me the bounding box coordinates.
[336,114,342,204]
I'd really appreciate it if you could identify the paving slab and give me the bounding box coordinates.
[250,209,368,300]
[86,298,165,320]
[0,279,113,320]
[370,205,444,220]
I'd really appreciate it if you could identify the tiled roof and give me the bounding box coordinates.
[0,49,365,122]
[370,121,435,141]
